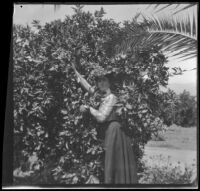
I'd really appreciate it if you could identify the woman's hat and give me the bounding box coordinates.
[95,72,115,82]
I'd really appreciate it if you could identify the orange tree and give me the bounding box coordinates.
[13,5,170,184]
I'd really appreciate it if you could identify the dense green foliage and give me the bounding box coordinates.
[159,89,197,127]
[175,90,197,127]
[13,5,175,184]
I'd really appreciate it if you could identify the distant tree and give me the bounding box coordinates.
[158,89,197,127]
[175,90,197,127]
[158,89,179,126]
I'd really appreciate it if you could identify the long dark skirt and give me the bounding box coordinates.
[103,121,138,184]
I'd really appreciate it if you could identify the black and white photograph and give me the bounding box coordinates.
[3,2,198,189]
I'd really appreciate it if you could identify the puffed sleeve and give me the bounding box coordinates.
[89,94,117,123]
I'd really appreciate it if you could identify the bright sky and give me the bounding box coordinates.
[13,4,197,86]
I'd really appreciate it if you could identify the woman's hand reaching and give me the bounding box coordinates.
[140,70,149,81]
[72,62,77,72]
[71,59,94,95]
[80,105,89,113]
[72,62,81,83]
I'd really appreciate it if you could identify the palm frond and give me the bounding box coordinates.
[172,4,197,15]
[147,3,197,15]
[117,11,197,61]
[146,4,153,10]
[174,4,181,9]
[154,4,172,13]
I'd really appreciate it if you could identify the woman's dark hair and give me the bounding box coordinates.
[95,74,112,82]
[95,73,116,91]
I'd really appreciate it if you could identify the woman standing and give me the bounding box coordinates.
[72,63,138,184]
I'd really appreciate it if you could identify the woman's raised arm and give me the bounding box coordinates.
[72,63,95,95]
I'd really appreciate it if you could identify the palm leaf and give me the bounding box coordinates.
[152,4,161,11]
[176,55,197,62]
[117,11,197,60]
[146,4,153,10]
[172,4,197,15]
[154,4,172,13]
[147,3,197,15]
[174,4,181,9]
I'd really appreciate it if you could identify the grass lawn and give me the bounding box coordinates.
[146,124,197,151]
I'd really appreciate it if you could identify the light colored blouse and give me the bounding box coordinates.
[90,93,118,123]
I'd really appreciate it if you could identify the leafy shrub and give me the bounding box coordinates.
[158,89,197,127]
[13,5,170,184]
[175,90,197,127]
[158,89,179,126]
[139,155,196,184]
